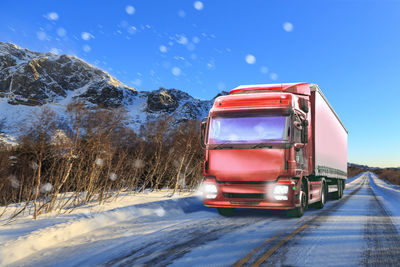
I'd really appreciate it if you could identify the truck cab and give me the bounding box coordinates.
[201,83,347,217]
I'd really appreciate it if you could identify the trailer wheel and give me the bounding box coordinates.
[287,182,307,218]
[217,207,234,216]
[316,182,326,209]
[333,180,343,200]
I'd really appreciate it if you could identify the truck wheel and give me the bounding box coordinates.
[316,182,326,209]
[217,207,234,216]
[287,182,307,218]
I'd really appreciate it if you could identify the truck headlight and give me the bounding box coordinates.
[273,185,289,195]
[204,184,218,194]
[204,183,218,199]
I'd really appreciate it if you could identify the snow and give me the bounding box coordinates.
[36,31,47,41]
[194,1,204,11]
[0,173,399,266]
[45,12,59,21]
[81,32,94,41]
[125,5,135,15]
[283,22,294,32]
[159,45,168,53]
[172,67,181,76]
[245,54,256,64]
[56,27,66,37]
[260,66,269,74]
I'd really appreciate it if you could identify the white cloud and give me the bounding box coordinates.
[270,72,278,80]
[126,5,135,15]
[159,45,168,53]
[45,12,59,21]
[172,67,181,76]
[194,1,204,10]
[245,54,256,64]
[81,32,94,41]
[56,27,66,37]
[283,22,293,32]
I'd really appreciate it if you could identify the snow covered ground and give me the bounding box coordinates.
[0,172,399,266]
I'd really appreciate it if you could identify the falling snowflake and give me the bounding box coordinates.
[155,207,166,217]
[109,173,118,181]
[159,45,168,53]
[95,158,104,166]
[40,183,53,193]
[127,26,137,35]
[194,1,204,10]
[36,31,47,41]
[178,10,186,18]
[260,66,269,74]
[270,72,278,80]
[283,22,293,32]
[177,35,188,45]
[30,162,39,170]
[56,27,66,37]
[192,36,200,44]
[245,54,256,64]
[131,78,142,86]
[217,82,226,91]
[8,175,20,188]
[126,5,135,15]
[50,48,61,55]
[45,12,59,21]
[82,45,91,52]
[133,159,144,168]
[81,32,94,41]
[172,67,181,76]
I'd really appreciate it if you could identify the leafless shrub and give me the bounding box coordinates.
[0,104,205,220]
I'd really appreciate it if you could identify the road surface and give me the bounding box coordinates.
[6,172,400,266]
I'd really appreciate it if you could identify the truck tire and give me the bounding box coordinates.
[287,182,307,217]
[217,207,234,216]
[332,179,343,200]
[316,182,326,209]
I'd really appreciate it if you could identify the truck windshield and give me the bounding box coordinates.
[208,115,289,144]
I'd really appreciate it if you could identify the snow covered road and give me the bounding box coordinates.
[1,172,400,266]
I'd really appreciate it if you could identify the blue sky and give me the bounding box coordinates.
[1,0,399,167]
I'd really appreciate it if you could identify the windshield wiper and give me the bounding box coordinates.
[251,143,273,149]
[211,142,234,150]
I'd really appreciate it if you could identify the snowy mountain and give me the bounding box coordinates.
[0,42,219,135]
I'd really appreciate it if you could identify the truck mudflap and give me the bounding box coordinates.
[202,177,300,210]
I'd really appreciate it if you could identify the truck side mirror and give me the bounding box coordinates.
[299,98,309,113]
[301,120,309,144]
[200,117,208,148]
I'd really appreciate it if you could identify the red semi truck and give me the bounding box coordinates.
[200,83,347,217]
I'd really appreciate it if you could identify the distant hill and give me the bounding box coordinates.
[0,42,224,136]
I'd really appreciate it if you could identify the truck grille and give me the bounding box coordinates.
[223,193,265,199]
[230,201,260,205]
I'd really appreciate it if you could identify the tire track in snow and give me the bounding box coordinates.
[105,216,271,266]
[362,174,400,266]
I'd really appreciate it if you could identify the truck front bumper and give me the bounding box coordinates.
[202,178,298,210]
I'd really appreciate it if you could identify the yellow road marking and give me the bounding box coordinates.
[252,223,309,267]
[233,231,284,267]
